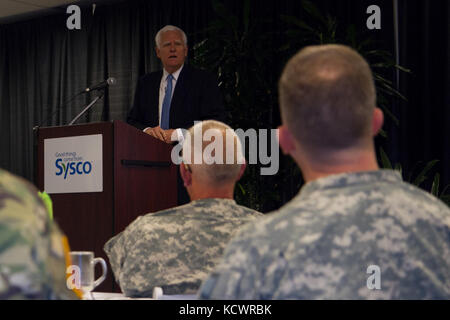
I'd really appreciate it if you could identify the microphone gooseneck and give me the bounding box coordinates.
[85,77,116,92]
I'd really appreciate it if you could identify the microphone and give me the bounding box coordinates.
[84,77,116,92]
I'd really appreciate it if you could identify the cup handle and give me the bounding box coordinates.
[93,257,107,289]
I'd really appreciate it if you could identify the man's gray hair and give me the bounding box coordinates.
[182,120,245,185]
[155,25,188,49]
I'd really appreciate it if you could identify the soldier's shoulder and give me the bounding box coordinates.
[0,174,72,299]
[123,205,192,235]
[0,169,39,199]
[0,169,48,228]
[374,178,450,228]
[232,202,262,214]
[398,180,449,208]
[225,209,281,244]
[142,203,194,221]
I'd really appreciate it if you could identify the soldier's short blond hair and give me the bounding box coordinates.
[278,44,376,153]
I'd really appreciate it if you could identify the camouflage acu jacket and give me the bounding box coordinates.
[0,169,77,299]
[104,198,262,297]
[199,170,450,299]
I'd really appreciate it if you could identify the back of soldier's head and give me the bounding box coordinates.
[182,120,244,187]
[278,44,376,154]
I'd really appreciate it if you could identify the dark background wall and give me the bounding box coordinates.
[0,0,448,211]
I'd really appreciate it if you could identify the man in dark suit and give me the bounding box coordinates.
[127,25,225,204]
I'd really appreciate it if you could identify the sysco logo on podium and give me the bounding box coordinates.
[54,152,93,179]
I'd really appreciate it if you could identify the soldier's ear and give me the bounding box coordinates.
[372,107,384,136]
[278,125,296,155]
[236,161,247,182]
[180,162,192,187]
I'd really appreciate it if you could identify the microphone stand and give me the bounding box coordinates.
[35,91,84,130]
[32,89,105,185]
[68,89,105,125]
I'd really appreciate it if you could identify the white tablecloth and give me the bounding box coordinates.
[88,292,152,300]
[87,291,197,300]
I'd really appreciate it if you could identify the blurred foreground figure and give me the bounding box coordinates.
[0,169,77,299]
[199,45,450,299]
[105,120,262,297]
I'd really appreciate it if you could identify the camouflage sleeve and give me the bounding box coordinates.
[116,234,160,297]
[198,232,260,300]
[103,231,126,285]
[0,171,77,299]
[0,223,76,300]
[103,216,145,287]
[110,219,169,297]
[105,215,186,297]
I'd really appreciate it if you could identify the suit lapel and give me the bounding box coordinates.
[145,71,161,127]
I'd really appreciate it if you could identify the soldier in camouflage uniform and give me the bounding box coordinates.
[198,45,450,299]
[0,169,78,299]
[104,121,262,297]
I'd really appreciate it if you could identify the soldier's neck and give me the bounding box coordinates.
[297,149,380,183]
[188,185,235,201]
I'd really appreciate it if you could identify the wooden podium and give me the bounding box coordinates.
[36,120,178,292]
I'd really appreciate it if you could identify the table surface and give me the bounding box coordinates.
[88,292,197,300]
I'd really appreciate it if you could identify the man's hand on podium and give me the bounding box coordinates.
[144,126,175,144]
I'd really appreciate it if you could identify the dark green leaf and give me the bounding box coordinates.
[243,0,250,32]
[431,173,440,196]
[394,64,412,73]
[301,0,326,24]
[379,147,392,169]
[412,160,439,187]
[439,195,450,206]
[376,81,407,101]
[212,0,231,20]
[364,50,392,59]
[237,182,246,196]
[378,104,400,126]
[440,184,450,198]
[280,15,315,33]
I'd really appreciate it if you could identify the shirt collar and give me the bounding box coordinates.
[298,169,403,199]
[163,64,184,82]
[190,198,237,206]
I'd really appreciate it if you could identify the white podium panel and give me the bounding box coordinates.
[44,134,103,194]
